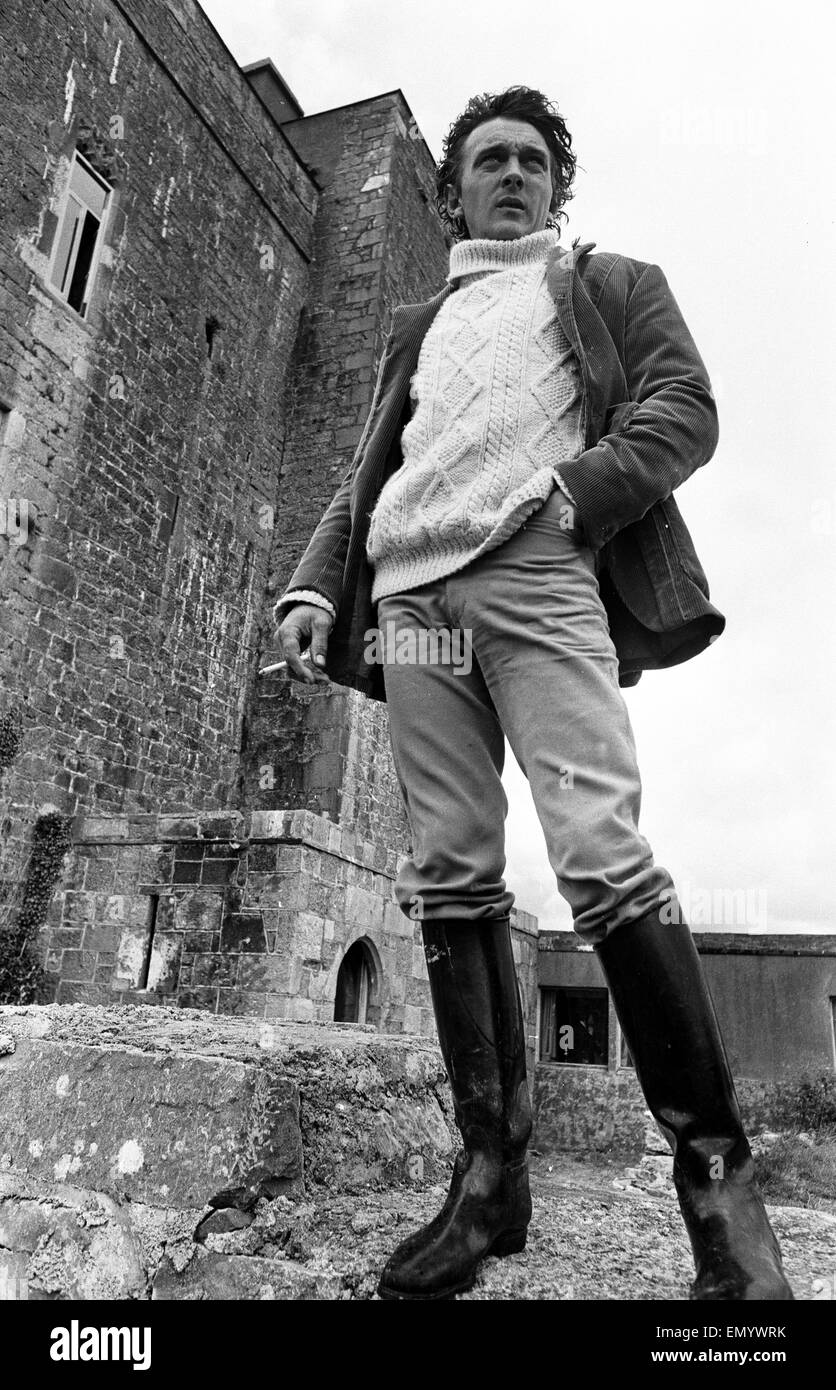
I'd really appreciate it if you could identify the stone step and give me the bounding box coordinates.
[0,1002,457,1299]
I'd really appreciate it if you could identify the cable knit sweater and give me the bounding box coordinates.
[280,228,585,622]
[364,226,584,603]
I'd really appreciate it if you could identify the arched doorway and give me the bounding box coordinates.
[334,939,377,1024]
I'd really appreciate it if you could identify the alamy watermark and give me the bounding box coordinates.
[363,621,473,676]
[661,881,768,931]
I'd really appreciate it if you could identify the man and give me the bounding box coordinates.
[272,87,792,1302]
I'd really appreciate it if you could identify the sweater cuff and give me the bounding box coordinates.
[274,589,337,622]
[551,468,588,543]
[552,468,577,507]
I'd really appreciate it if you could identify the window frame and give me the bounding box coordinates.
[539,984,610,1068]
[47,149,112,319]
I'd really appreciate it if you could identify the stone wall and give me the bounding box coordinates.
[46,807,419,1027]
[533,1064,836,1159]
[695,935,836,1081]
[242,673,410,848]
[43,800,540,1073]
[534,1065,648,1156]
[264,92,449,606]
[0,0,316,898]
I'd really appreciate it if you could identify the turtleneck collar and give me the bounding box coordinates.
[447,226,563,286]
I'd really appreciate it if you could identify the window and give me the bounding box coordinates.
[539,986,609,1066]
[49,151,111,317]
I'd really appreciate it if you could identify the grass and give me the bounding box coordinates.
[754,1126,836,1212]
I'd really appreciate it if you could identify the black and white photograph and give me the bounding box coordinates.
[0,0,833,1363]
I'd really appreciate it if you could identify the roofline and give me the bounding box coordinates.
[187,4,317,184]
[284,87,439,168]
[538,929,836,956]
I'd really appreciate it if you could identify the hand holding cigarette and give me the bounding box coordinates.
[260,602,333,685]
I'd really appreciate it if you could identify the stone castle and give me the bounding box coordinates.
[0,0,540,1048]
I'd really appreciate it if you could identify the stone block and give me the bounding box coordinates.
[402,1004,422,1035]
[0,1005,456,1209]
[177,891,224,933]
[238,954,291,994]
[56,983,107,1004]
[61,892,96,927]
[83,859,117,891]
[157,818,200,839]
[82,922,121,951]
[172,860,201,885]
[175,987,218,1013]
[220,912,267,954]
[114,922,151,988]
[146,932,183,994]
[0,1184,146,1300]
[533,1064,647,1156]
[411,942,427,980]
[283,910,324,959]
[59,950,97,982]
[0,1009,303,1211]
[216,990,267,1018]
[191,953,239,988]
[201,858,239,886]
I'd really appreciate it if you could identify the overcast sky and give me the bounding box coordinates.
[201,0,835,934]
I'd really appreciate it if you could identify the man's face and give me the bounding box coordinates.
[445,116,558,241]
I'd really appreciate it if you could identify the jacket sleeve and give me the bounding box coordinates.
[555,262,719,552]
[271,466,353,624]
[271,331,401,625]
[277,589,337,622]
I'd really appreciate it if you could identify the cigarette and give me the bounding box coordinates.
[258,652,312,675]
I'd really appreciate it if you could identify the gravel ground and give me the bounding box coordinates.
[200,1152,836,1301]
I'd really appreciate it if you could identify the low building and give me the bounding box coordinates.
[534,931,836,1152]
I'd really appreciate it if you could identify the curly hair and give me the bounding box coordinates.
[435,86,577,241]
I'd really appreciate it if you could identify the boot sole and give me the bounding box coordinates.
[377,1227,528,1300]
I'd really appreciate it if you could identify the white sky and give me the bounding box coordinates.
[200,0,835,934]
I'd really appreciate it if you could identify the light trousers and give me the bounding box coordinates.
[375,488,679,944]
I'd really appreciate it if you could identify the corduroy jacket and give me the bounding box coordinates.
[274,240,725,702]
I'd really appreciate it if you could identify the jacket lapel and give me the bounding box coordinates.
[351,285,454,504]
[388,284,454,360]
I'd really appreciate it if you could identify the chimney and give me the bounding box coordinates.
[242,58,304,125]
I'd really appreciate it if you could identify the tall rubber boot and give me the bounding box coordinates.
[377,916,533,1300]
[595,907,793,1300]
